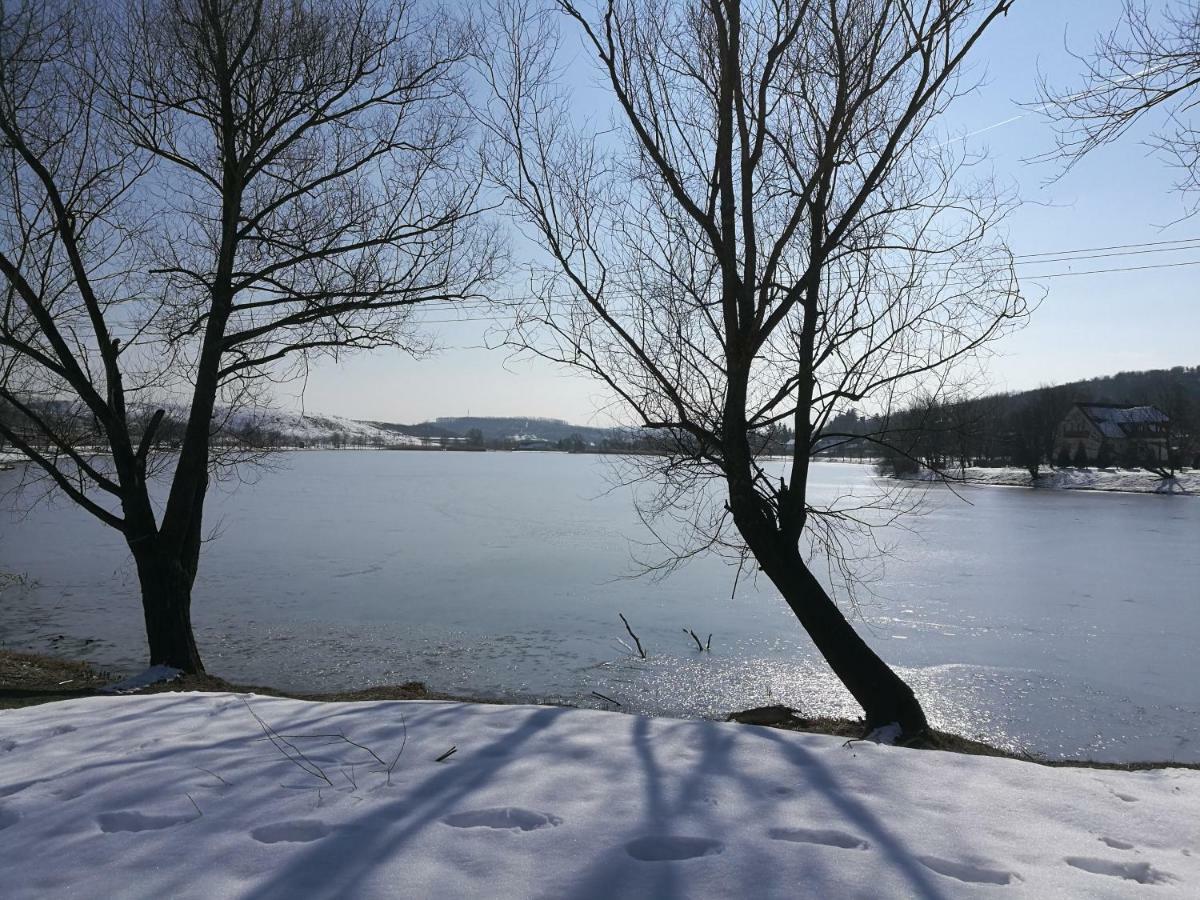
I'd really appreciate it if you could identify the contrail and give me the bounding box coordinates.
[938,113,1026,147]
[939,62,1174,148]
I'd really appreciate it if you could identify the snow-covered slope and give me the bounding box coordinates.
[1,694,1196,898]
[218,409,428,447]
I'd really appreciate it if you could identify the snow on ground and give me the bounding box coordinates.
[1,695,1197,898]
[911,466,1199,495]
[96,666,182,695]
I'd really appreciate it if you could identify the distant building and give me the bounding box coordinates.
[1056,403,1168,464]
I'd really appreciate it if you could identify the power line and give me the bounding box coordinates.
[1023,257,1200,279]
[404,251,1200,325]
[204,236,1200,323]
[517,235,1200,280]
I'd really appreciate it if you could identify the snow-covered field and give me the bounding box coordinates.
[911,465,1199,494]
[1,694,1196,898]
[0,450,23,469]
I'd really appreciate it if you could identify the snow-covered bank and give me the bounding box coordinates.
[0,450,24,469]
[1,695,1197,898]
[905,465,1199,494]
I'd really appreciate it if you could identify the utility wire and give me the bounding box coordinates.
[410,251,1200,323]
[106,237,1193,331]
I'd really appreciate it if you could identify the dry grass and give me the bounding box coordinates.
[0,650,112,709]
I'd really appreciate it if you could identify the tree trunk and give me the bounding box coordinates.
[747,532,928,736]
[131,547,205,674]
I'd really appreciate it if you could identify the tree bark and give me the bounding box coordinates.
[131,545,204,674]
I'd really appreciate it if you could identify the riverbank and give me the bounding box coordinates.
[3,649,1195,772]
[902,465,1198,494]
[2,690,1198,898]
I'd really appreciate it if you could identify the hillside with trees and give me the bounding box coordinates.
[857,365,1200,477]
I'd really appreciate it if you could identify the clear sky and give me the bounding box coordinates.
[289,0,1199,426]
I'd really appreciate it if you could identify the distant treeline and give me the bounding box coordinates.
[0,400,667,455]
[824,365,1200,478]
[4,367,1197,468]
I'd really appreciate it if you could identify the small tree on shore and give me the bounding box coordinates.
[477,0,1023,736]
[0,0,499,671]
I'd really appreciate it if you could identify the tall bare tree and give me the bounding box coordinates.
[0,0,499,672]
[477,0,1024,735]
[1038,1,1200,212]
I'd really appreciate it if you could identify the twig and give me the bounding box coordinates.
[385,711,407,786]
[591,690,621,706]
[242,698,333,786]
[619,612,646,658]
[684,627,704,651]
[274,732,387,768]
[706,633,712,651]
[435,746,457,762]
[193,766,230,787]
[185,793,202,818]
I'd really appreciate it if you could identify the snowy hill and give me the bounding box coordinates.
[220,409,430,448]
[0,693,1196,898]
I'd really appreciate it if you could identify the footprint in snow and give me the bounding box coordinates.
[916,855,1017,885]
[1065,857,1175,885]
[47,724,76,737]
[251,820,333,844]
[1111,791,1139,803]
[442,808,562,831]
[97,810,197,833]
[53,785,90,802]
[1,739,16,752]
[0,778,40,798]
[625,836,724,861]
[767,827,869,850]
[1099,836,1135,850]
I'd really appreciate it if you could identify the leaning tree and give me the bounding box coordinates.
[0,0,499,672]
[477,0,1025,735]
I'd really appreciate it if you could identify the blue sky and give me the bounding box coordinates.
[291,0,1198,425]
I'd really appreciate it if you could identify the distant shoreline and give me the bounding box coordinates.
[894,465,1197,495]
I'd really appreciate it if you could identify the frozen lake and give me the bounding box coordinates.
[2,451,1198,762]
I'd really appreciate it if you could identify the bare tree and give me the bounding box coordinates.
[1007,385,1071,480]
[1144,370,1194,476]
[0,0,499,672]
[476,0,1024,735]
[1037,1,1200,212]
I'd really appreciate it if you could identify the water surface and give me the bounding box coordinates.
[2,452,1197,762]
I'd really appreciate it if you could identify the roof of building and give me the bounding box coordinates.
[1075,403,1168,439]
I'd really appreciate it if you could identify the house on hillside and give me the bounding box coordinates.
[1056,403,1168,465]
